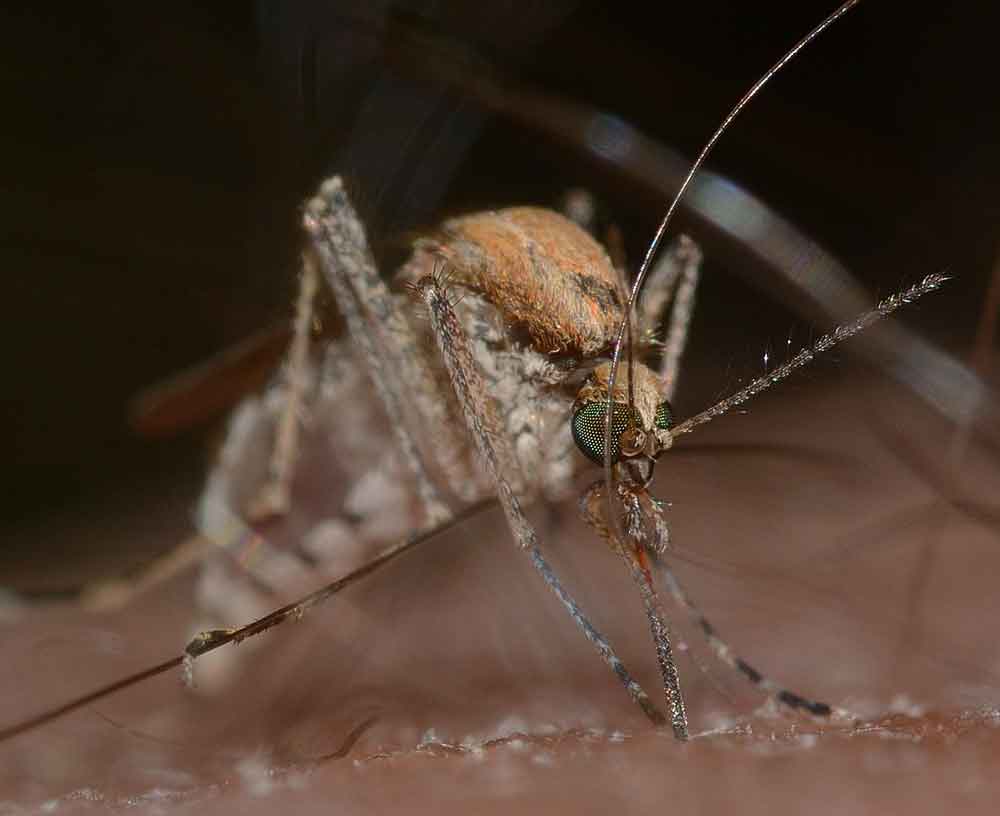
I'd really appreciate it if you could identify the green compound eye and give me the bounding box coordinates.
[571,399,675,466]
[571,401,635,466]
[655,399,674,431]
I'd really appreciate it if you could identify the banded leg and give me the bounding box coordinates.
[411,271,669,728]
[616,481,843,721]
[617,276,948,721]
[653,552,842,719]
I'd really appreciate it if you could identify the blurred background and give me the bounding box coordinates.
[1,0,997,588]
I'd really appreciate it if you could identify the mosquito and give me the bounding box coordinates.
[0,0,947,745]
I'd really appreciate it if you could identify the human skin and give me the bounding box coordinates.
[2,360,998,814]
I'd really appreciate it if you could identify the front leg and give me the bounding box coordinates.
[634,235,703,403]
[411,270,671,730]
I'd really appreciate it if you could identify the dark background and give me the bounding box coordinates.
[2,1,996,585]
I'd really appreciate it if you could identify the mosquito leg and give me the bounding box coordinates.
[579,480,689,739]
[655,237,702,402]
[580,482,689,740]
[638,488,846,721]
[303,178,453,524]
[559,188,599,234]
[244,253,320,522]
[77,270,325,611]
[80,395,321,612]
[190,340,438,635]
[654,553,845,719]
[627,235,704,402]
[80,534,215,611]
[77,524,287,614]
[0,499,499,744]
[577,480,733,708]
[411,272,668,728]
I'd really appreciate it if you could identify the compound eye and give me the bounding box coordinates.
[655,400,674,431]
[571,401,635,465]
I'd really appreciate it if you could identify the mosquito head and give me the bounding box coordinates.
[572,362,674,466]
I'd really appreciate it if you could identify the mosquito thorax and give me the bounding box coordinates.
[571,361,674,465]
[400,207,626,356]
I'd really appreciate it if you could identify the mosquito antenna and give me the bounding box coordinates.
[0,498,498,745]
[626,292,637,426]
[602,0,862,534]
[666,273,947,440]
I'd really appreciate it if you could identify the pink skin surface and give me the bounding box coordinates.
[2,359,998,813]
